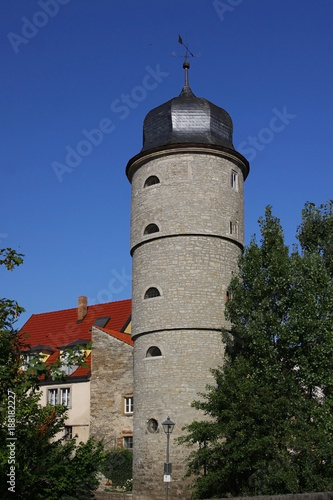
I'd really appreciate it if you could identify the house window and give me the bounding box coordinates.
[123,436,133,449]
[124,396,133,414]
[146,346,162,357]
[21,353,33,371]
[48,388,58,406]
[144,175,160,188]
[144,223,159,235]
[48,387,71,407]
[144,287,160,299]
[64,426,72,441]
[231,170,238,191]
[61,351,78,376]
[61,388,71,407]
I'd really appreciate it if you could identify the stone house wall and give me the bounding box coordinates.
[90,326,133,449]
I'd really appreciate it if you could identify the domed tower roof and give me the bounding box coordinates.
[141,61,234,152]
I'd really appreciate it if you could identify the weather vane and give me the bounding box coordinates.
[172,35,200,61]
[172,35,200,87]
[178,35,194,61]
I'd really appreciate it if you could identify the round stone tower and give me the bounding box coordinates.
[126,63,249,500]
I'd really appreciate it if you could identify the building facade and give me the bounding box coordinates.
[19,296,133,447]
[90,324,134,450]
[127,63,249,499]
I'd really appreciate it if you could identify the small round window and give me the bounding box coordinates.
[144,175,160,188]
[144,287,160,299]
[146,346,162,357]
[147,418,159,433]
[144,223,159,235]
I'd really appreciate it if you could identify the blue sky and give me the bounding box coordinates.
[1,0,333,328]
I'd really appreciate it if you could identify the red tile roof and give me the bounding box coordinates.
[19,298,132,378]
[99,327,134,347]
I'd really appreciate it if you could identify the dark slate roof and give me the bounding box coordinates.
[142,84,234,151]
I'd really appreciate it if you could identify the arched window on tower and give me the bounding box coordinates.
[144,175,160,188]
[144,287,160,299]
[144,223,159,235]
[146,346,162,357]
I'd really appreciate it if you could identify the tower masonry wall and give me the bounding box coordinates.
[130,151,245,252]
[131,235,238,335]
[132,329,224,500]
[129,147,247,500]
[130,149,245,338]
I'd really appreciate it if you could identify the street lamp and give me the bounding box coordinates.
[162,416,175,500]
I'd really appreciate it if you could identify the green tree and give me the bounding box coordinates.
[0,248,104,500]
[101,448,133,489]
[297,201,333,276]
[180,205,333,498]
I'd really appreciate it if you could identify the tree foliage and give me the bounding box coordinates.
[180,203,333,498]
[0,248,104,499]
[101,448,133,488]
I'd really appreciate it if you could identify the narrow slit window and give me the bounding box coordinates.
[226,290,230,303]
[234,221,239,237]
[144,175,160,188]
[144,223,159,235]
[144,287,160,299]
[229,221,239,236]
[231,170,238,191]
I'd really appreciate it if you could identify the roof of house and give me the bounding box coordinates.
[98,327,134,347]
[19,298,132,379]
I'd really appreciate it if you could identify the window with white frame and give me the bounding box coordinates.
[231,170,238,191]
[48,388,58,405]
[123,436,133,449]
[48,387,71,407]
[61,387,71,407]
[124,396,133,414]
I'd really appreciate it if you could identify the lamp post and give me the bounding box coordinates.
[162,416,175,500]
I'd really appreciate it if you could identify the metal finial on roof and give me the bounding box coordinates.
[183,60,190,87]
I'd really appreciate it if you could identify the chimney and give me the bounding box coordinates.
[78,296,88,321]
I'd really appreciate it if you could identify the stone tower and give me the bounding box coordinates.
[126,62,249,500]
